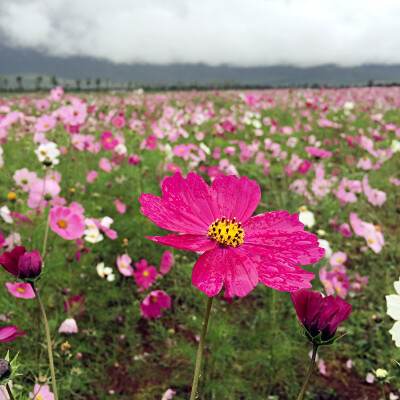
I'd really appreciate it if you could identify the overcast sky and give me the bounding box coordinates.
[0,0,399,67]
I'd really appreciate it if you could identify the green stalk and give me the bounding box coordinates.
[5,383,15,400]
[189,296,214,400]
[296,344,318,400]
[30,283,58,400]
[381,383,387,400]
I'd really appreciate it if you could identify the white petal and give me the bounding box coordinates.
[389,321,400,347]
[387,295,400,320]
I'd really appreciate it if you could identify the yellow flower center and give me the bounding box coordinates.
[207,216,244,247]
[37,396,44,400]
[150,295,158,303]
[375,226,381,231]
[44,123,49,127]
[7,192,16,201]
[17,287,26,294]
[337,258,342,263]
[57,219,68,229]
[336,287,342,293]
[40,150,46,155]
[143,271,149,277]
[369,238,374,244]
[121,263,125,268]
[324,280,330,290]
[300,206,307,212]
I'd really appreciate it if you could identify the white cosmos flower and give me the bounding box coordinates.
[387,278,400,347]
[0,206,13,224]
[114,143,127,155]
[34,142,60,165]
[96,262,115,282]
[318,239,332,259]
[58,318,78,334]
[298,206,315,228]
[84,228,103,243]
[391,140,400,153]
[100,216,113,228]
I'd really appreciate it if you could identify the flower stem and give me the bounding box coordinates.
[381,383,387,400]
[296,344,318,400]
[41,210,50,263]
[30,283,58,400]
[5,383,15,400]
[190,296,213,400]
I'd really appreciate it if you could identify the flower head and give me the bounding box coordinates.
[0,326,26,342]
[49,206,85,240]
[291,289,351,345]
[0,246,42,281]
[140,290,171,320]
[139,172,324,297]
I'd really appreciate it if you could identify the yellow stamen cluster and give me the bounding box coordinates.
[57,219,68,229]
[207,216,244,247]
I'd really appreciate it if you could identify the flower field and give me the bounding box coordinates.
[0,87,399,399]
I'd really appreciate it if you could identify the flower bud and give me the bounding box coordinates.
[375,368,388,379]
[0,359,10,381]
[0,246,42,282]
[291,289,351,346]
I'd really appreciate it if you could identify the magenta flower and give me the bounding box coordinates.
[160,250,174,275]
[49,206,85,240]
[290,289,351,344]
[101,131,118,150]
[139,172,324,297]
[5,282,35,299]
[0,325,26,342]
[305,146,332,159]
[86,170,98,183]
[134,259,158,288]
[0,246,42,281]
[140,290,171,320]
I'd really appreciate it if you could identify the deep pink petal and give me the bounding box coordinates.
[244,231,324,265]
[246,250,315,291]
[211,175,261,223]
[161,172,220,227]
[0,326,18,341]
[223,247,258,297]
[290,289,310,324]
[192,247,226,296]
[147,234,217,252]
[243,211,305,235]
[139,193,209,234]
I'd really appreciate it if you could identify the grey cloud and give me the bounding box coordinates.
[1,0,400,66]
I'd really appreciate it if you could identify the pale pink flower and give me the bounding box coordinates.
[362,175,386,206]
[114,199,126,214]
[27,179,61,208]
[58,318,78,333]
[161,389,176,400]
[5,282,35,299]
[49,206,85,240]
[99,158,111,172]
[29,384,54,400]
[116,254,134,277]
[13,168,38,192]
[34,115,56,132]
[330,252,347,270]
[50,86,63,101]
[86,171,98,183]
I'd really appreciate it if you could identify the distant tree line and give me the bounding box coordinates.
[0,75,398,93]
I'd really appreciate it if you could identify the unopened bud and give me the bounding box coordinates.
[0,359,11,381]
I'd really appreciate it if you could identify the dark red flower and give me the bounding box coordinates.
[0,325,26,342]
[290,289,351,345]
[0,246,42,281]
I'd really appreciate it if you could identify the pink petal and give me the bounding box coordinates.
[243,211,304,235]
[251,253,315,291]
[223,247,258,297]
[161,172,220,227]
[211,175,260,223]
[139,193,209,234]
[192,247,226,296]
[244,231,324,265]
[147,234,217,252]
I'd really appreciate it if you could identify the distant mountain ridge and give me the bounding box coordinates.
[2,44,400,87]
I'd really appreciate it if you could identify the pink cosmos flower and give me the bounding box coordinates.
[128,154,140,165]
[389,177,400,186]
[305,146,332,159]
[86,170,98,183]
[36,99,50,111]
[49,206,85,240]
[99,158,112,172]
[139,172,324,297]
[112,115,125,128]
[27,179,61,209]
[101,132,118,150]
[160,250,174,275]
[362,175,386,206]
[140,290,171,320]
[5,282,35,299]
[166,164,182,174]
[134,259,158,288]
[161,389,176,400]
[330,252,347,270]
[29,384,54,400]
[338,223,352,238]
[297,160,311,175]
[116,254,134,276]
[13,168,38,192]
[0,326,26,342]
[50,86,63,101]
[58,317,78,333]
[34,115,56,132]
[114,199,126,214]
